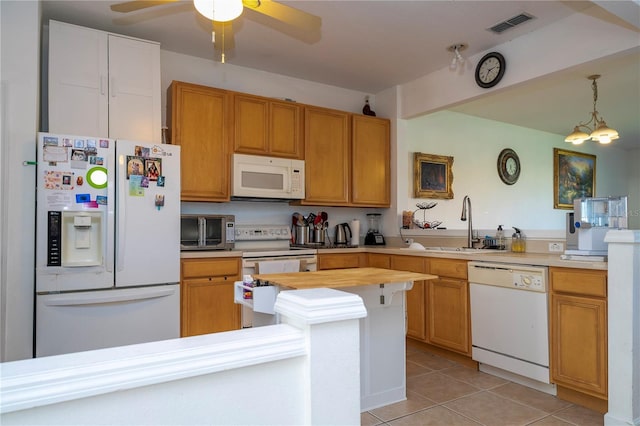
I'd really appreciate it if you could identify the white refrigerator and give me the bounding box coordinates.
[35,132,181,357]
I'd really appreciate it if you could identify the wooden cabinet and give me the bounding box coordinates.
[181,257,241,337]
[48,20,161,142]
[367,253,390,268]
[303,106,351,205]
[427,258,470,355]
[232,93,303,159]
[318,252,366,270]
[550,267,608,400]
[351,115,390,207]
[391,255,427,341]
[168,81,231,202]
[302,107,390,207]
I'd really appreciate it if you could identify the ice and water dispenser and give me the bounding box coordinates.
[566,196,627,255]
[48,211,104,267]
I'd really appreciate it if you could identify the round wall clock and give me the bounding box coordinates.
[475,52,506,88]
[497,148,520,185]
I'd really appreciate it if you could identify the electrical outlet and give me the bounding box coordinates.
[549,242,564,252]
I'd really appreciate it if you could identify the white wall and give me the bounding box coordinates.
[0,0,40,362]
[395,111,634,234]
[160,50,371,126]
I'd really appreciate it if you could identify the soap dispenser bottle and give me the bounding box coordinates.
[511,227,526,253]
[496,225,505,250]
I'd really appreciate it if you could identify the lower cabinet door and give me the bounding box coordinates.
[181,278,240,336]
[391,255,427,341]
[427,277,470,355]
[551,293,607,397]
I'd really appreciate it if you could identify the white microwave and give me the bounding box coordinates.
[232,154,305,200]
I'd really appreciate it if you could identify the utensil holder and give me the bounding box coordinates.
[313,228,325,244]
[295,225,309,245]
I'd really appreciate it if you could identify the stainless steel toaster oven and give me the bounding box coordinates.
[180,215,235,250]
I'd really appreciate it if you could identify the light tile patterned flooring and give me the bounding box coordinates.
[361,345,605,426]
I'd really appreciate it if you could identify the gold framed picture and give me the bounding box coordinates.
[553,148,596,209]
[413,152,454,199]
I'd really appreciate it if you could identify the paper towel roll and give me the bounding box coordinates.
[350,219,360,246]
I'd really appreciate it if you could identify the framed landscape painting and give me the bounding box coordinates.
[413,152,454,199]
[553,148,596,209]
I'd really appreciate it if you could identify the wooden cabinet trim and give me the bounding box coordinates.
[318,252,364,270]
[181,258,240,279]
[430,258,468,280]
[550,267,607,297]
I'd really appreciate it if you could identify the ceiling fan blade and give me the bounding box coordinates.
[243,0,321,32]
[110,0,179,13]
[113,2,194,25]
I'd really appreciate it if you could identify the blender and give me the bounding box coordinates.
[364,213,385,245]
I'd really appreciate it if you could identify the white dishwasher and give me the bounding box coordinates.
[468,261,556,395]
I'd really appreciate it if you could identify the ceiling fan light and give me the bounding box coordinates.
[565,127,589,144]
[194,0,243,22]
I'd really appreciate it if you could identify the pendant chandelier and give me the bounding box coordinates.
[565,74,619,145]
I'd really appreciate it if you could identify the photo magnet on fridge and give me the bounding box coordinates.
[126,156,144,179]
[129,175,144,197]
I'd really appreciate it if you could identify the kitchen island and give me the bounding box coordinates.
[253,267,437,411]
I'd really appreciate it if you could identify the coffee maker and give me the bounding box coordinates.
[565,196,628,255]
[364,213,385,245]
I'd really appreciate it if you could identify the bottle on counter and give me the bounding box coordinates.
[511,227,526,253]
[496,225,505,250]
[242,274,254,299]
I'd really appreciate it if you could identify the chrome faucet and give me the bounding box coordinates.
[460,195,478,248]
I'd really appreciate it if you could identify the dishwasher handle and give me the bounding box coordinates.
[469,264,513,272]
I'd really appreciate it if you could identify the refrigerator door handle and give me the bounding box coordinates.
[43,287,177,306]
[117,153,126,272]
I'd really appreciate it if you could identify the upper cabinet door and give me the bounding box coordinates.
[169,81,231,202]
[48,21,108,137]
[233,94,269,154]
[269,100,303,159]
[108,35,161,143]
[47,21,161,143]
[351,115,390,207]
[233,94,303,159]
[303,106,350,206]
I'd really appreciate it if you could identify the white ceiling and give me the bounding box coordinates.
[41,0,640,150]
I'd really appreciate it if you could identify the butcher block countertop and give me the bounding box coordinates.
[254,267,437,290]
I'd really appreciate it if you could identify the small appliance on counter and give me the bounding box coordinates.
[364,213,385,246]
[334,222,352,246]
[565,195,628,256]
[180,214,235,250]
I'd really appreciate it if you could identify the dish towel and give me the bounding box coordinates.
[256,259,300,274]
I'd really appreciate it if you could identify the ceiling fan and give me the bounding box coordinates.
[110,0,321,63]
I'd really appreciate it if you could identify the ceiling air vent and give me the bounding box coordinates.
[488,12,535,34]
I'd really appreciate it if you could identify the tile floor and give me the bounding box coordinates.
[360,345,605,426]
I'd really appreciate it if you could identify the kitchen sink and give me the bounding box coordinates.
[400,244,503,254]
